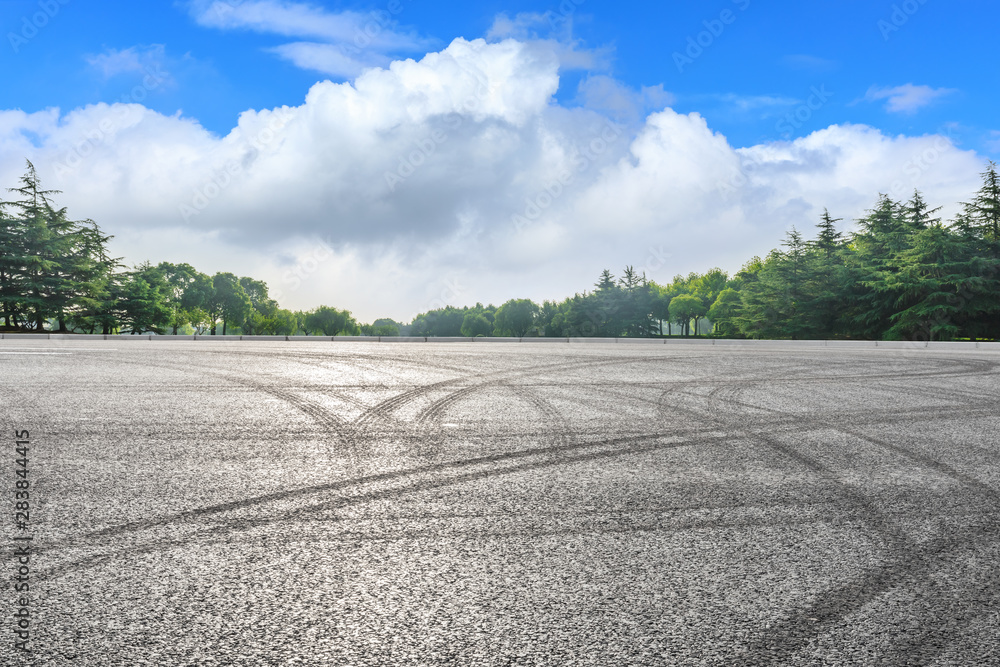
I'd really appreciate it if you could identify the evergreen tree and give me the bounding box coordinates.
[708,288,741,335]
[904,190,942,231]
[5,161,113,331]
[813,208,843,259]
[966,161,1000,246]
[877,225,998,340]
[117,262,173,334]
[847,195,911,338]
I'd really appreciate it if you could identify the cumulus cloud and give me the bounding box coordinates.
[863,84,956,114]
[576,76,675,124]
[0,38,987,322]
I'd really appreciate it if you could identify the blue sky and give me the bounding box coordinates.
[5,0,994,152]
[1,0,997,320]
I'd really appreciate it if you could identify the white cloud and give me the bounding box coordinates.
[267,42,387,78]
[575,76,675,124]
[486,10,612,73]
[711,93,802,114]
[85,44,174,86]
[191,0,425,49]
[0,38,987,323]
[863,84,956,114]
[188,0,432,77]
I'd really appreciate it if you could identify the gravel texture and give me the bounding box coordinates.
[2,339,999,666]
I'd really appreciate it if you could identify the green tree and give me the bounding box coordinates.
[493,298,539,337]
[617,266,657,336]
[876,224,999,340]
[965,161,1000,245]
[668,294,703,336]
[155,263,202,334]
[813,208,843,258]
[5,161,114,331]
[708,288,742,335]
[207,272,251,335]
[847,196,914,338]
[305,305,356,336]
[410,306,466,337]
[903,190,942,232]
[117,262,173,334]
[461,312,493,337]
[266,308,300,336]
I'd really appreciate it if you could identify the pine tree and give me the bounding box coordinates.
[878,225,998,340]
[964,161,1000,251]
[813,208,843,259]
[4,162,115,331]
[903,190,942,231]
[0,196,22,329]
[848,195,912,338]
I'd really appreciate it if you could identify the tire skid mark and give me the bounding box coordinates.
[43,422,735,552]
[872,569,1000,666]
[258,434,717,523]
[36,430,728,581]
[707,383,999,501]
[273,349,483,376]
[42,345,1000,663]
[737,524,1000,665]
[263,386,355,460]
[690,368,1000,664]
[413,383,483,426]
[353,355,660,434]
[122,356,362,461]
[834,427,999,501]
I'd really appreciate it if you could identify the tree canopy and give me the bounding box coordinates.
[5,159,1000,342]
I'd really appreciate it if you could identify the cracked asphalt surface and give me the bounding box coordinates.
[2,339,999,666]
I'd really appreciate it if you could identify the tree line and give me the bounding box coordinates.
[2,160,998,340]
[409,162,1000,341]
[0,161,375,336]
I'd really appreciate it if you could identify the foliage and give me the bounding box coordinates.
[304,305,357,336]
[6,160,1000,342]
[460,312,493,337]
[494,299,539,337]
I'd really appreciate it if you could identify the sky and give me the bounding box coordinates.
[1,0,998,322]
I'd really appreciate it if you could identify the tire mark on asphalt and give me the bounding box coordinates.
[735,524,1000,665]
[691,369,1000,664]
[50,345,1000,663]
[873,561,1000,666]
[36,430,727,581]
[350,356,662,437]
[42,423,731,551]
[691,382,999,500]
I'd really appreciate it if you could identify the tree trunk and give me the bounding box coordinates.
[222,320,227,335]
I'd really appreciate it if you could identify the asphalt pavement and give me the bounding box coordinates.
[2,339,999,666]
